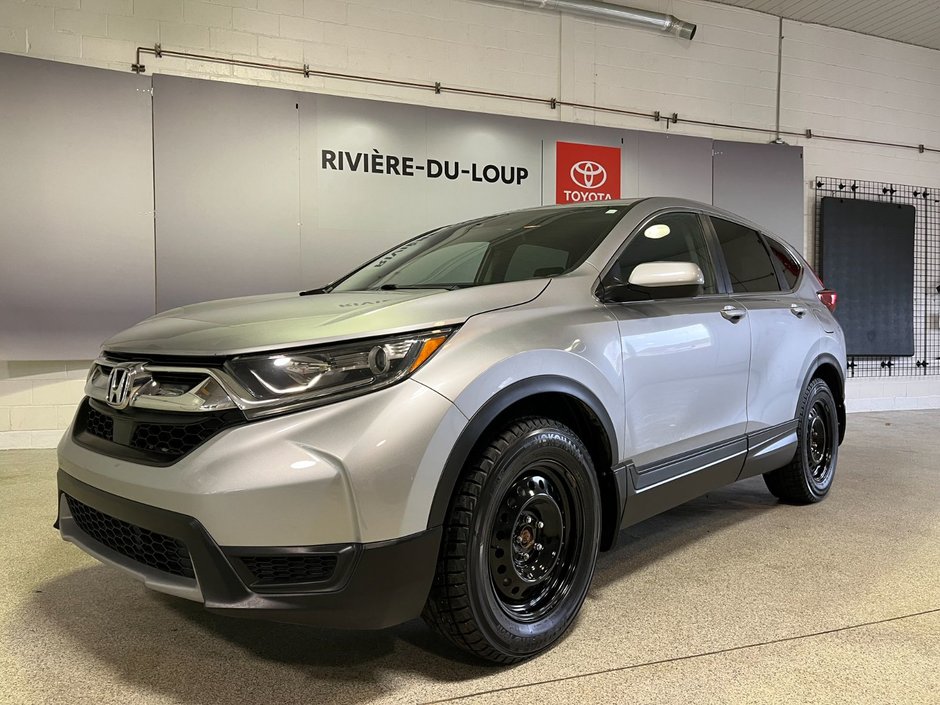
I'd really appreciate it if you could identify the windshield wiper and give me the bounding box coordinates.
[377,283,478,291]
[299,285,333,296]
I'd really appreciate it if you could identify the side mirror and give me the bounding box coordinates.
[601,261,704,302]
[628,261,704,288]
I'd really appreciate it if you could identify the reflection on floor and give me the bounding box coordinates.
[1,411,938,704]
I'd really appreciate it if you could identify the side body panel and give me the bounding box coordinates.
[732,292,818,432]
[413,271,626,459]
[610,298,751,467]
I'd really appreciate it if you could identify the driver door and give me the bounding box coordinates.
[600,211,750,500]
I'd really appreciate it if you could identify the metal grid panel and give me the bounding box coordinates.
[814,176,940,378]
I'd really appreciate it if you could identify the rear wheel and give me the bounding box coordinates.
[764,377,839,503]
[423,417,601,664]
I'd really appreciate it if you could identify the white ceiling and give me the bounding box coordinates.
[704,0,940,51]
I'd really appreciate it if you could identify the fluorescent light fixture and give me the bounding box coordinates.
[644,224,671,239]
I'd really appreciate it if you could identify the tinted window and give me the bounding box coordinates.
[376,242,487,286]
[767,238,802,289]
[332,204,635,292]
[711,218,781,293]
[505,244,569,281]
[604,212,717,300]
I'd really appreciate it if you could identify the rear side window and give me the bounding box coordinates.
[711,218,781,293]
[767,238,802,290]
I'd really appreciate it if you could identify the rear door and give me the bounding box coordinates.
[708,216,813,431]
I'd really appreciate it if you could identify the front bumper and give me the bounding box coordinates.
[57,379,467,546]
[57,470,441,629]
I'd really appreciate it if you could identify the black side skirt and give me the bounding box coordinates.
[616,420,798,530]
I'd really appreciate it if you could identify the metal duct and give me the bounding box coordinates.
[502,0,696,39]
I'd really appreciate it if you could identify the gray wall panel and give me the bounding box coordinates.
[3,57,808,359]
[423,108,543,223]
[636,132,713,203]
[712,141,804,253]
[301,96,542,287]
[153,75,302,311]
[0,54,155,360]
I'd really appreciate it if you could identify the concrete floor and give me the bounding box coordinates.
[1,411,938,705]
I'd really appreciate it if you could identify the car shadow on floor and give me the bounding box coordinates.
[13,477,781,704]
[593,475,780,588]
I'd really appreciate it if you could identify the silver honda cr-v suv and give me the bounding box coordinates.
[56,197,846,663]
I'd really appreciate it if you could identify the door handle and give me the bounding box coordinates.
[721,305,746,322]
[790,304,807,318]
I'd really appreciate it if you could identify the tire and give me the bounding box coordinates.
[763,377,839,504]
[423,417,601,664]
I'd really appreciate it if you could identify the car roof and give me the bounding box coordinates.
[482,198,796,255]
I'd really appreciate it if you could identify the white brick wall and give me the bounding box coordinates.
[846,379,940,413]
[0,361,90,449]
[1,0,939,448]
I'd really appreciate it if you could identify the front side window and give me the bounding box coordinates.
[711,218,781,293]
[603,212,717,301]
[331,204,635,292]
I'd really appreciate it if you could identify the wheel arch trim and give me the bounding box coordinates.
[426,375,620,534]
[801,353,846,444]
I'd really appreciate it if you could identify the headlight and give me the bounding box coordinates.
[224,328,453,414]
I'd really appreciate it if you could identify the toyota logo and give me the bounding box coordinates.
[570,160,607,189]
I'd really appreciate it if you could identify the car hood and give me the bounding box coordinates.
[102,280,550,357]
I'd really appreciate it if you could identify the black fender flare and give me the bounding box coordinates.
[426,375,620,530]
[800,353,847,444]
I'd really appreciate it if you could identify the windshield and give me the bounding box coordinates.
[330,204,635,292]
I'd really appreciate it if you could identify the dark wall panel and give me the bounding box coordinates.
[820,197,915,356]
[0,54,155,359]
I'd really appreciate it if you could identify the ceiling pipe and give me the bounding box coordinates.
[499,0,696,39]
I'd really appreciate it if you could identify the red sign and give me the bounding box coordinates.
[555,141,621,204]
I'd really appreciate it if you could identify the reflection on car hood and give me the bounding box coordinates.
[103,280,550,356]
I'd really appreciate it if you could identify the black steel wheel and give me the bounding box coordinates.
[423,417,601,664]
[764,377,840,503]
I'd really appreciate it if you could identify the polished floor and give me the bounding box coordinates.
[1,411,938,704]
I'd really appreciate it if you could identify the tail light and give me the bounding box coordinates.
[817,289,837,312]
[807,262,837,312]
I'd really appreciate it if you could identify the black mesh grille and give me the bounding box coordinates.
[239,555,338,586]
[130,417,228,457]
[65,494,195,579]
[73,398,245,466]
[84,406,114,442]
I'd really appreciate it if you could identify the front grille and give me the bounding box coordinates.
[131,416,229,457]
[73,398,245,465]
[85,406,114,442]
[239,554,338,586]
[65,494,195,579]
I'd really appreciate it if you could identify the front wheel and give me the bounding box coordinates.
[764,377,839,503]
[423,417,601,664]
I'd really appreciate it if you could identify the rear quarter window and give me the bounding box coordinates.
[767,238,802,290]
